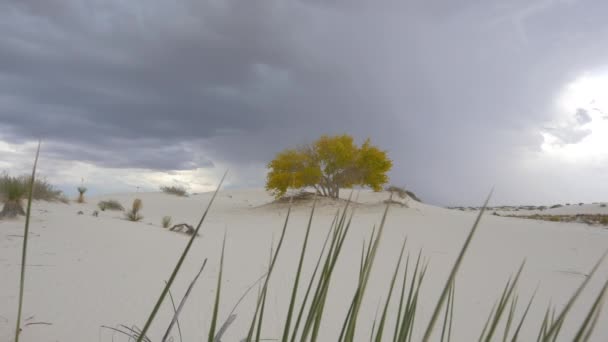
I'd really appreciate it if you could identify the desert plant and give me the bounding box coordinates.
[162,216,172,228]
[14,142,40,342]
[386,185,408,199]
[266,134,392,199]
[125,198,143,222]
[0,175,28,218]
[161,185,188,197]
[77,186,87,203]
[98,199,124,211]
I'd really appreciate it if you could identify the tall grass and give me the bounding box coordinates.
[14,142,40,342]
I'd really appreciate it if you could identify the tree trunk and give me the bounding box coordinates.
[0,200,25,219]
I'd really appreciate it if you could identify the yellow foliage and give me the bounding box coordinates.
[266,135,392,198]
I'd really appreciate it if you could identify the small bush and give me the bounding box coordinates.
[550,204,563,209]
[600,203,607,208]
[98,200,124,211]
[125,198,143,222]
[0,175,27,218]
[162,216,172,228]
[549,216,561,222]
[600,216,608,225]
[160,185,188,197]
[77,186,87,203]
[385,185,407,199]
[0,173,65,202]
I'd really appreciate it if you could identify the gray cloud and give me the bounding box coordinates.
[1,0,608,204]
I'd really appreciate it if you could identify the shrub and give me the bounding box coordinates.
[385,185,407,199]
[550,204,563,209]
[125,198,143,222]
[98,200,124,211]
[266,134,392,199]
[0,173,66,202]
[600,203,607,208]
[600,216,608,225]
[162,216,172,228]
[0,175,27,218]
[77,186,87,203]
[160,185,188,197]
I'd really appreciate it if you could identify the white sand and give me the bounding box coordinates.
[1,189,607,341]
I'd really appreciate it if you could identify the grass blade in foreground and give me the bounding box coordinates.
[14,141,40,342]
[542,249,607,342]
[162,259,208,342]
[136,171,227,342]
[208,234,227,342]
[422,190,493,341]
[374,237,407,342]
[282,198,317,341]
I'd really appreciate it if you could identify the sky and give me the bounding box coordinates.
[1,0,607,206]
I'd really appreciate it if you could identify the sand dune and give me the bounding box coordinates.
[1,189,607,341]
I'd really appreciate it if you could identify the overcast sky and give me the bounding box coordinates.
[1,0,607,205]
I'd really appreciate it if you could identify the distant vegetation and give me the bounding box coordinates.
[0,175,27,218]
[77,186,87,203]
[161,185,188,197]
[0,173,67,219]
[125,198,143,221]
[98,199,124,211]
[266,134,392,199]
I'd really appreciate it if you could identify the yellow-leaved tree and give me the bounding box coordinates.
[266,134,392,199]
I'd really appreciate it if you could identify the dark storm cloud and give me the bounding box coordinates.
[1,0,608,204]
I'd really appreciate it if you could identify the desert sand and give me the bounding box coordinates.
[1,189,607,341]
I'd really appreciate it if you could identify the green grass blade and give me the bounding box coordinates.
[290,210,338,342]
[484,261,526,341]
[255,246,274,342]
[246,201,293,341]
[137,170,227,342]
[344,201,391,341]
[14,141,40,342]
[375,238,407,342]
[397,251,424,342]
[502,295,518,342]
[542,250,607,341]
[422,190,493,341]
[282,198,317,341]
[447,280,455,342]
[572,276,608,341]
[440,279,455,342]
[392,254,410,342]
[162,259,208,342]
[208,234,226,342]
[510,288,537,342]
[166,288,183,342]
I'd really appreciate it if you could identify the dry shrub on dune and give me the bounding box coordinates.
[0,175,27,218]
[98,199,124,211]
[161,185,188,197]
[125,198,143,222]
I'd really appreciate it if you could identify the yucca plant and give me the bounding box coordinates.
[125,198,143,222]
[77,186,87,203]
[0,175,28,218]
